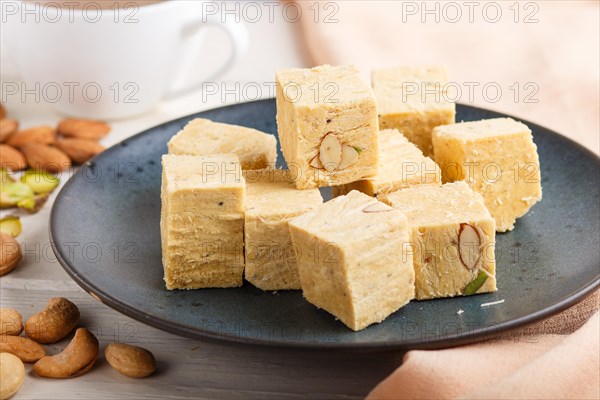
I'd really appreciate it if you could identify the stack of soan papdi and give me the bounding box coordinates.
[160,65,542,331]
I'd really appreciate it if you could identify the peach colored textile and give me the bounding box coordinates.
[296,0,599,154]
[367,311,599,400]
[296,2,600,398]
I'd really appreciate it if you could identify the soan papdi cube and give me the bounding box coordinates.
[333,129,441,198]
[382,182,497,300]
[372,66,455,156]
[432,118,542,232]
[244,169,323,290]
[288,190,415,331]
[161,154,245,289]
[276,65,379,189]
[168,118,277,170]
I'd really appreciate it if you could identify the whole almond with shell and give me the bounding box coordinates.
[21,143,71,173]
[58,119,110,140]
[0,119,19,143]
[6,126,56,148]
[0,144,27,171]
[25,297,80,344]
[56,138,105,164]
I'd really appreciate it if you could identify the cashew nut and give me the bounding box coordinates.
[25,297,80,344]
[33,327,99,379]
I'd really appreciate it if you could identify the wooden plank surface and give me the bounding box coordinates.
[1,280,403,399]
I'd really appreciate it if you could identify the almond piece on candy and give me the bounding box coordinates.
[58,119,110,140]
[0,119,19,143]
[363,202,394,213]
[338,145,359,170]
[56,138,105,164]
[319,133,342,172]
[21,144,71,173]
[0,144,27,171]
[458,223,481,270]
[6,126,56,148]
[308,154,324,170]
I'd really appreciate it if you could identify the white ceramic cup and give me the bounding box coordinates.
[2,1,249,119]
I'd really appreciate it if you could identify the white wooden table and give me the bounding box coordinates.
[0,18,404,400]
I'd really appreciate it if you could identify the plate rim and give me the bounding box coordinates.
[49,99,600,351]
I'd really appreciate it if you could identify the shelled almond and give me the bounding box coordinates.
[0,119,18,142]
[0,232,21,276]
[56,138,105,165]
[21,143,71,173]
[0,104,110,173]
[458,223,482,270]
[6,126,56,148]
[0,297,158,390]
[315,133,361,172]
[0,105,112,268]
[58,118,111,140]
[0,144,27,171]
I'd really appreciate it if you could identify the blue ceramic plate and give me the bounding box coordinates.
[50,100,600,350]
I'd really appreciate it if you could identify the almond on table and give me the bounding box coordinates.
[57,118,111,140]
[20,143,71,173]
[0,335,47,363]
[0,144,27,171]
[6,126,56,148]
[0,232,22,276]
[381,181,497,300]
[0,119,19,143]
[56,138,105,164]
